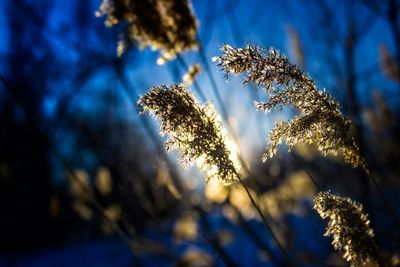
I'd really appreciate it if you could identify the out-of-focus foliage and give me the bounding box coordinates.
[286,26,305,68]
[67,169,92,201]
[96,0,198,61]
[229,186,255,219]
[182,64,201,87]
[173,212,197,242]
[379,44,400,81]
[96,166,113,196]
[204,179,228,204]
[259,170,316,218]
[175,248,214,267]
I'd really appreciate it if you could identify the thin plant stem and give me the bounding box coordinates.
[196,34,230,123]
[362,159,400,230]
[173,197,237,267]
[199,232,237,267]
[290,152,323,191]
[230,204,284,266]
[195,206,238,267]
[236,175,293,267]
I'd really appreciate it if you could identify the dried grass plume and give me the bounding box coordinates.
[215,44,365,170]
[313,191,378,266]
[137,84,240,184]
[96,0,199,61]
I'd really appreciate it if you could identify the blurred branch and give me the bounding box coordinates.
[360,0,400,88]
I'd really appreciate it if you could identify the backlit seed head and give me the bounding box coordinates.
[314,192,378,266]
[138,84,240,184]
[216,45,364,170]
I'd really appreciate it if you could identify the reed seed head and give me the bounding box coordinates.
[138,84,240,184]
[313,191,378,266]
[216,44,364,170]
[96,0,198,60]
